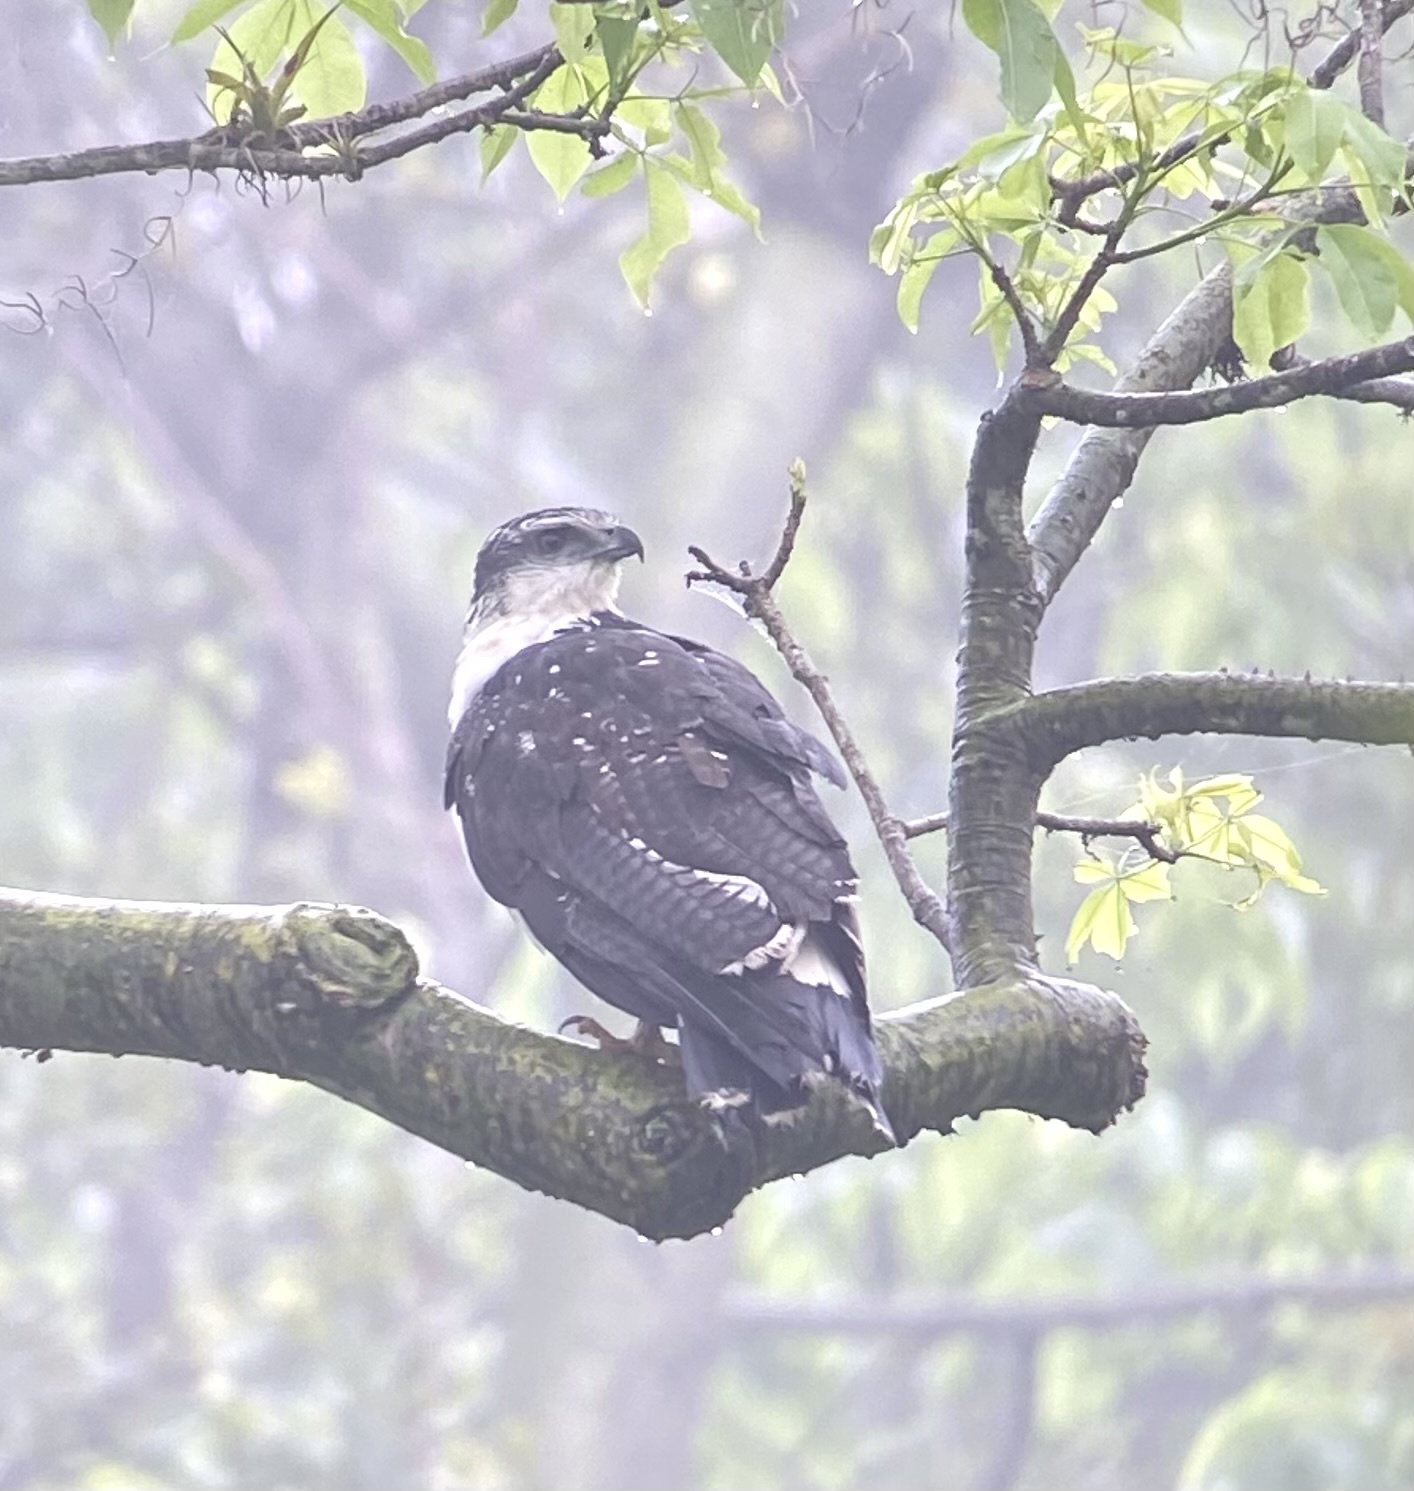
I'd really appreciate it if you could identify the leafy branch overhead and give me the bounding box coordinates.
[44,0,781,306]
[873,16,1414,377]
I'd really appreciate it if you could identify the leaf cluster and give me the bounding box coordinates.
[1066,769,1324,962]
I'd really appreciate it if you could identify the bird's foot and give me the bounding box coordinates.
[558,1016,680,1066]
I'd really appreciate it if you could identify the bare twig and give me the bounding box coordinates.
[901,810,1179,863]
[686,466,951,950]
[1022,335,1414,427]
[982,255,1043,365]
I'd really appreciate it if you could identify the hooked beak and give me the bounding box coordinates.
[595,524,645,563]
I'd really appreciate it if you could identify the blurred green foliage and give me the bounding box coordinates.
[4,2,1414,1487]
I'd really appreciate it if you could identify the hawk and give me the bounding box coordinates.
[445,507,893,1142]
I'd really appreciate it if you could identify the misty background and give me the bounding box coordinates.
[3,2,1414,1487]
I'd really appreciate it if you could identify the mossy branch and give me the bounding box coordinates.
[1014,672,1414,770]
[0,887,1144,1241]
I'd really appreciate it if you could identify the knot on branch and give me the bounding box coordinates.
[275,902,420,1014]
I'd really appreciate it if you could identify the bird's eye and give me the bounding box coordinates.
[535,528,569,555]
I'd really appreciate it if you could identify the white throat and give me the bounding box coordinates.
[447,559,624,727]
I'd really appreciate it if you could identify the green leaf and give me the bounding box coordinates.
[1283,87,1345,183]
[620,161,692,307]
[691,0,784,86]
[89,0,136,47]
[481,0,518,35]
[1138,0,1181,24]
[1232,249,1310,370]
[479,123,518,181]
[1317,222,1399,336]
[617,94,673,145]
[1052,46,1088,142]
[551,2,595,58]
[1318,223,1414,327]
[897,255,942,333]
[343,0,435,82]
[597,13,641,96]
[1340,110,1410,194]
[525,65,593,202]
[670,102,761,232]
[172,0,246,44]
[961,0,1059,123]
[581,150,639,197]
[284,9,366,119]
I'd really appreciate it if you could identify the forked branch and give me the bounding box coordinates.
[685,467,951,950]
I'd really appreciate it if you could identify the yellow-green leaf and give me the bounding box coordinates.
[620,161,692,307]
[1284,87,1345,183]
[284,9,365,119]
[173,0,246,44]
[581,150,639,198]
[551,2,595,58]
[1232,249,1310,369]
[897,255,942,333]
[1066,880,1135,962]
[343,0,434,82]
[526,65,593,202]
[481,0,518,35]
[1241,814,1326,894]
[479,123,518,181]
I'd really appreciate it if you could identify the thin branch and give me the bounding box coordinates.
[1021,334,1414,427]
[902,810,1178,862]
[0,888,1147,1240]
[0,46,565,189]
[724,1268,1414,1336]
[686,467,951,950]
[1028,267,1235,608]
[1306,0,1414,96]
[1013,671,1414,771]
[1049,129,1213,227]
[983,255,1043,365]
[1270,344,1414,412]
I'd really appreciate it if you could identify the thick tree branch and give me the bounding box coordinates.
[1027,268,1235,607]
[0,45,572,188]
[0,888,1145,1240]
[947,390,1045,986]
[1020,335,1414,428]
[1357,0,1389,124]
[1014,672,1414,771]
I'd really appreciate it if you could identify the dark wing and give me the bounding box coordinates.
[445,618,890,1137]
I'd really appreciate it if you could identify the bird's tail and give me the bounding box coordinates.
[676,974,895,1145]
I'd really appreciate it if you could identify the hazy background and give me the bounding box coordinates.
[3,2,1414,1487]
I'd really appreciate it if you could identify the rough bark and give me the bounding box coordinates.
[0,887,1145,1241]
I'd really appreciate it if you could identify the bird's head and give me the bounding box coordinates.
[467,507,645,629]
